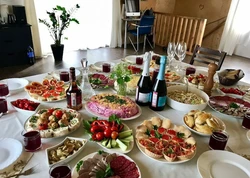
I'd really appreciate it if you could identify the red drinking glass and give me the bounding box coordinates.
[50,164,71,178]
[0,80,9,97]
[60,71,70,82]
[242,113,250,129]
[209,130,229,150]
[22,130,42,152]
[0,98,8,114]
[186,67,196,76]
[102,63,111,73]
[136,57,143,65]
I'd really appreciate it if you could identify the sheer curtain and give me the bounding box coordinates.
[219,0,250,55]
[32,0,121,55]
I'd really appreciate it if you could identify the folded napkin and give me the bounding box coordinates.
[0,151,33,178]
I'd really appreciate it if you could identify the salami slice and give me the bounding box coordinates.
[116,167,139,178]
[115,159,131,172]
[110,156,127,170]
[117,162,136,174]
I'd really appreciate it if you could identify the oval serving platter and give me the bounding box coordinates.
[24,108,82,138]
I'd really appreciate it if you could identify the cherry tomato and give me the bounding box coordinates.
[38,124,48,130]
[48,108,54,115]
[92,133,97,141]
[96,132,104,141]
[90,125,102,133]
[104,128,112,138]
[111,131,119,139]
[55,110,63,119]
[111,126,118,132]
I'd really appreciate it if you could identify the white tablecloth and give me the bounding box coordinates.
[1,69,250,178]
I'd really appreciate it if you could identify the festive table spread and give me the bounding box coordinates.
[1,59,250,178]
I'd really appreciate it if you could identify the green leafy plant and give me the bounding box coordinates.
[39,4,80,46]
[110,63,131,85]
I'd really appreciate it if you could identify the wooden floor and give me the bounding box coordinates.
[1,45,250,83]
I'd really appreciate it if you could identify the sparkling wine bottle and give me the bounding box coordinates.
[150,56,167,111]
[135,52,152,106]
[66,67,82,110]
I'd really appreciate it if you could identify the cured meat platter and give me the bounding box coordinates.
[208,95,250,118]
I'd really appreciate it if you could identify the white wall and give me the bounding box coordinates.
[235,43,250,58]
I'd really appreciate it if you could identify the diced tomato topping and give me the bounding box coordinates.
[158,127,166,134]
[148,137,159,143]
[167,129,176,136]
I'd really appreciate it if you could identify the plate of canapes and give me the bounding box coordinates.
[135,117,196,164]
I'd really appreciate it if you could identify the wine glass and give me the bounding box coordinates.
[167,42,176,70]
[175,42,187,72]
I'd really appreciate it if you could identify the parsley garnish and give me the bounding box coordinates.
[177,132,185,138]
[155,130,162,139]
[30,116,38,123]
[98,150,105,154]
[229,102,239,108]
[96,164,114,178]
[145,129,150,136]
[76,160,83,172]
[109,114,121,125]
[83,120,92,134]
[153,125,158,130]
[104,95,126,104]
[38,109,47,114]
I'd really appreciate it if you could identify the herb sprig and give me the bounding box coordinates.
[110,63,131,85]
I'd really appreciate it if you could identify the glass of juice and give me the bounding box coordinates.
[136,57,143,65]
[49,164,71,178]
[0,97,8,114]
[209,130,229,150]
[186,67,196,76]
[0,80,9,97]
[242,113,250,129]
[22,130,42,152]
[102,63,111,73]
[60,71,70,82]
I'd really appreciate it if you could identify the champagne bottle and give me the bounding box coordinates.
[150,56,167,111]
[135,52,152,106]
[66,67,82,110]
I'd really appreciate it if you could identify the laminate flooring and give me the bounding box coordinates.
[0,45,249,83]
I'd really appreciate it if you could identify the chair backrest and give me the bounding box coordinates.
[138,15,155,35]
[190,45,227,70]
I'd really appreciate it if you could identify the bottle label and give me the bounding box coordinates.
[28,52,34,58]
[151,92,158,107]
[138,92,150,103]
[71,93,77,106]
[151,92,166,107]
[158,96,167,107]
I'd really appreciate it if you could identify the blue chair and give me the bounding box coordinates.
[127,15,155,52]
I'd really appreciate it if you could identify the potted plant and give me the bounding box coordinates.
[39,4,80,61]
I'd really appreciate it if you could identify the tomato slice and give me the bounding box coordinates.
[50,79,57,86]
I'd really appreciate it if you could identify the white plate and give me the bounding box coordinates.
[93,61,115,71]
[52,69,81,80]
[46,137,87,167]
[94,123,134,154]
[135,139,196,164]
[183,114,226,136]
[247,130,250,141]
[24,108,82,138]
[85,103,142,121]
[4,78,29,94]
[11,101,40,116]
[197,150,250,178]
[29,96,66,103]
[124,55,144,64]
[72,152,141,178]
[0,138,23,170]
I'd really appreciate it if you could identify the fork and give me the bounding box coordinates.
[226,146,250,161]
[5,164,39,178]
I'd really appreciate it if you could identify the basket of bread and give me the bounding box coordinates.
[218,69,244,86]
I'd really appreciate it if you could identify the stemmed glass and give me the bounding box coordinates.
[167,42,176,70]
[175,42,187,72]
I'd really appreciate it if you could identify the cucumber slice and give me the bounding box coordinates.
[118,130,133,139]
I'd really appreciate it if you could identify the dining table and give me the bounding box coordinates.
[1,58,250,178]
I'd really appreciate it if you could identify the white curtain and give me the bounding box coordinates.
[33,0,121,55]
[219,0,250,55]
